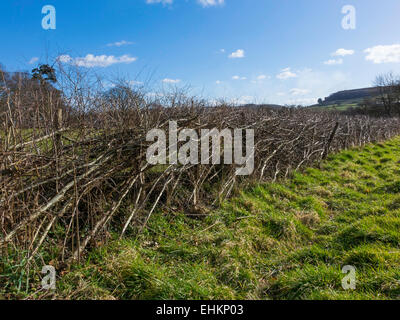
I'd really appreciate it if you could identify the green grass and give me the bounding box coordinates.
[5,137,400,300]
[309,103,359,112]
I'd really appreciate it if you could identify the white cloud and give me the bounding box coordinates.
[107,40,133,47]
[216,80,222,84]
[290,88,311,96]
[365,44,400,64]
[232,75,246,80]
[332,48,355,57]
[229,49,245,59]
[147,92,165,98]
[270,68,352,106]
[58,55,72,63]
[324,58,343,65]
[28,57,39,64]
[235,96,254,105]
[286,97,317,106]
[257,74,268,80]
[287,68,351,105]
[57,54,137,68]
[276,68,297,80]
[197,0,224,7]
[129,80,143,86]
[146,0,173,5]
[162,78,181,84]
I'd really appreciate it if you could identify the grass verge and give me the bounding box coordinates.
[5,137,400,300]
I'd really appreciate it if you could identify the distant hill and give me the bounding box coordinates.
[243,103,284,109]
[320,87,381,106]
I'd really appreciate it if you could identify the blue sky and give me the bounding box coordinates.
[1,0,400,105]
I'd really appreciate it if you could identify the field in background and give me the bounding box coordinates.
[31,136,400,300]
[309,103,359,112]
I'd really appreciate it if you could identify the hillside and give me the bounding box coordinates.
[25,136,400,300]
[309,87,384,111]
[323,87,381,104]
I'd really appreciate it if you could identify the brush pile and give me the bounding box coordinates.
[1,66,400,262]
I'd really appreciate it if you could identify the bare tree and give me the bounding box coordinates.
[374,72,400,116]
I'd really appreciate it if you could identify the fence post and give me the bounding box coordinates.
[55,108,63,152]
[322,122,339,159]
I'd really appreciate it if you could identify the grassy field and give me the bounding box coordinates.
[6,136,400,300]
[309,103,359,112]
